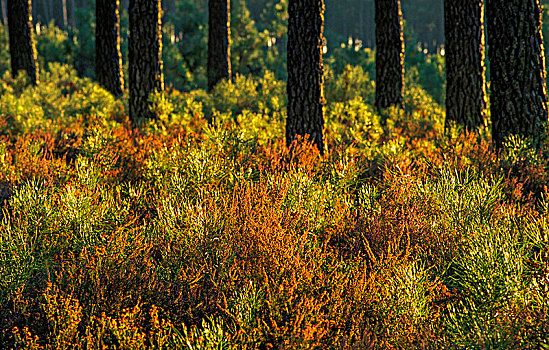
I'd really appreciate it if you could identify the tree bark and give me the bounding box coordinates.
[207,0,231,91]
[374,0,404,110]
[486,0,548,148]
[7,0,38,85]
[444,0,487,131]
[286,0,325,154]
[96,0,124,96]
[128,0,164,121]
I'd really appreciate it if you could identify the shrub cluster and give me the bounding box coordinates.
[0,65,548,349]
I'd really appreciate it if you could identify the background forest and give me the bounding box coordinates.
[1,0,549,349]
[0,0,485,103]
[2,0,549,102]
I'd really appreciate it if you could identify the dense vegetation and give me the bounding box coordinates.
[0,1,548,349]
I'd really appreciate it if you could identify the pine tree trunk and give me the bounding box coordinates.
[359,1,364,42]
[7,0,38,85]
[207,0,231,91]
[444,0,487,130]
[96,0,124,96]
[70,0,76,28]
[1,0,8,27]
[40,0,49,23]
[61,0,68,28]
[374,0,404,110]
[47,0,53,22]
[342,0,348,39]
[286,0,325,154]
[128,0,163,121]
[365,3,374,47]
[486,0,548,148]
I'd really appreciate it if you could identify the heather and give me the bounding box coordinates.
[0,64,547,349]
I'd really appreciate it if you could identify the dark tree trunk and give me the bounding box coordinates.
[486,0,548,148]
[286,0,325,154]
[359,1,364,42]
[444,0,487,130]
[7,0,38,85]
[70,0,76,28]
[342,0,348,38]
[374,0,404,110]
[207,0,231,91]
[47,0,53,22]
[128,0,163,121]
[96,0,124,96]
[365,3,374,47]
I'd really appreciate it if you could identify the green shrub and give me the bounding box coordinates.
[325,64,375,104]
[35,22,73,69]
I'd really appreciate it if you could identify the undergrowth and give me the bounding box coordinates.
[0,65,548,349]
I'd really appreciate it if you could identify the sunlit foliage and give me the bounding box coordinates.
[0,64,548,349]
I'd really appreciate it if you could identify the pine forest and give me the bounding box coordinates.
[0,0,548,348]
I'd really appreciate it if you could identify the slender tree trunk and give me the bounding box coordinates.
[486,0,548,148]
[61,0,68,28]
[53,0,60,25]
[366,3,374,47]
[41,0,48,23]
[343,0,348,39]
[47,0,53,22]
[359,1,364,43]
[96,0,123,96]
[7,0,39,85]
[70,0,76,29]
[286,0,325,154]
[436,0,444,50]
[1,0,8,27]
[374,0,404,110]
[444,0,487,130]
[128,0,163,121]
[207,0,231,91]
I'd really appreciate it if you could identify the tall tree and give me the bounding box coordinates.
[70,0,76,28]
[1,0,8,27]
[61,0,68,28]
[7,0,38,85]
[128,0,164,121]
[444,0,487,130]
[286,0,325,154]
[486,0,548,148]
[374,0,404,110]
[96,0,124,96]
[46,0,53,21]
[207,0,231,91]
